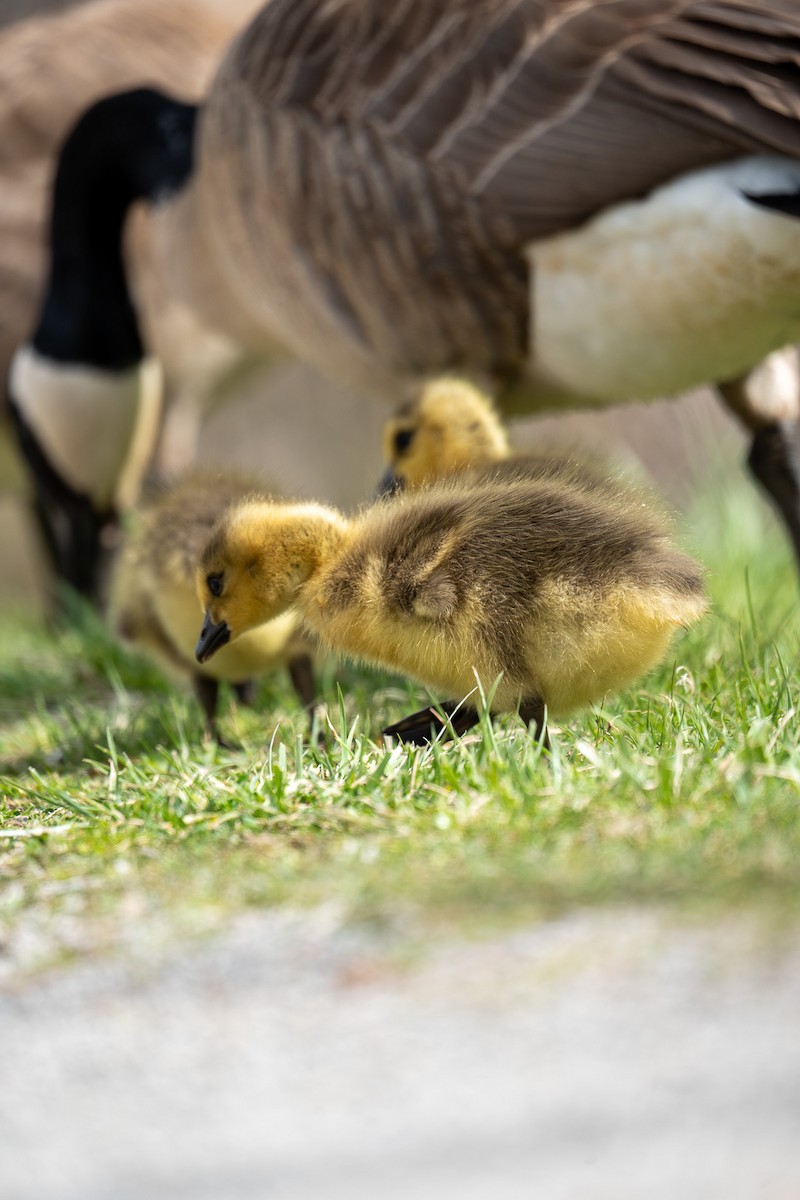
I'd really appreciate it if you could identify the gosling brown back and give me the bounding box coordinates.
[313,469,706,719]
[195,468,705,743]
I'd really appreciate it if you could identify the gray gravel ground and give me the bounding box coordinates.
[2,906,799,1200]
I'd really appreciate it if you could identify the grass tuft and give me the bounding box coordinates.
[2,477,800,968]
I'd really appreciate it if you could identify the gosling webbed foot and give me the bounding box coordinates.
[209,730,242,752]
[382,700,480,745]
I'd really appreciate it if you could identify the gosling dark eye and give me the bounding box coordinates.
[393,429,415,455]
[207,573,223,597]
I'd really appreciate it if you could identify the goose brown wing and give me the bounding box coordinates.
[229,0,800,244]
[610,3,800,160]
[209,1,800,378]
[473,0,800,236]
[386,0,800,237]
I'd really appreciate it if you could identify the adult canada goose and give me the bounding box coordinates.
[10,0,800,599]
[0,0,265,598]
[195,475,706,744]
[109,471,318,743]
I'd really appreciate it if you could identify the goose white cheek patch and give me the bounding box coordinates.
[9,345,163,510]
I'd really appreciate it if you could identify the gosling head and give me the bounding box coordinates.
[195,500,346,663]
[378,377,509,495]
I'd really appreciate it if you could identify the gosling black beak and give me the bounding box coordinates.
[375,469,404,499]
[196,614,230,663]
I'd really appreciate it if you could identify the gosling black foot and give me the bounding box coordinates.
[287,652,325,744]
[519,695,549,749]
[193,673,237,747]
[382,700,480,745]
[747,421,800,568]
[232,679,257,707]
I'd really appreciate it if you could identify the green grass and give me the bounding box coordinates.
[2,477,800,969]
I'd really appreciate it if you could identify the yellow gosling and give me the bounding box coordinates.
[109,471,318,744]
[195,473,706,745]
[379,376,613,499]
[380,378,510,492]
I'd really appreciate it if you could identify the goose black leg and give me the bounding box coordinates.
[718,349,800,572]
[382,700,480,745]
[746,422,800,566]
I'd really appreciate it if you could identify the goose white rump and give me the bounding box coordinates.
[530,158,800,404]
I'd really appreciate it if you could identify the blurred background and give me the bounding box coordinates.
[0,0,748,617]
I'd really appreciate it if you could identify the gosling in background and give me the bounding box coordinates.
[195,473,706,745]
[379,377,611,497]
[109,471,318,744]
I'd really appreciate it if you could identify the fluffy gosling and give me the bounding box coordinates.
[379,376,614,500]
[195,474,706,744]
[109,471,318,744]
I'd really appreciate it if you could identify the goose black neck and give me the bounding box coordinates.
[33,87,198,370]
